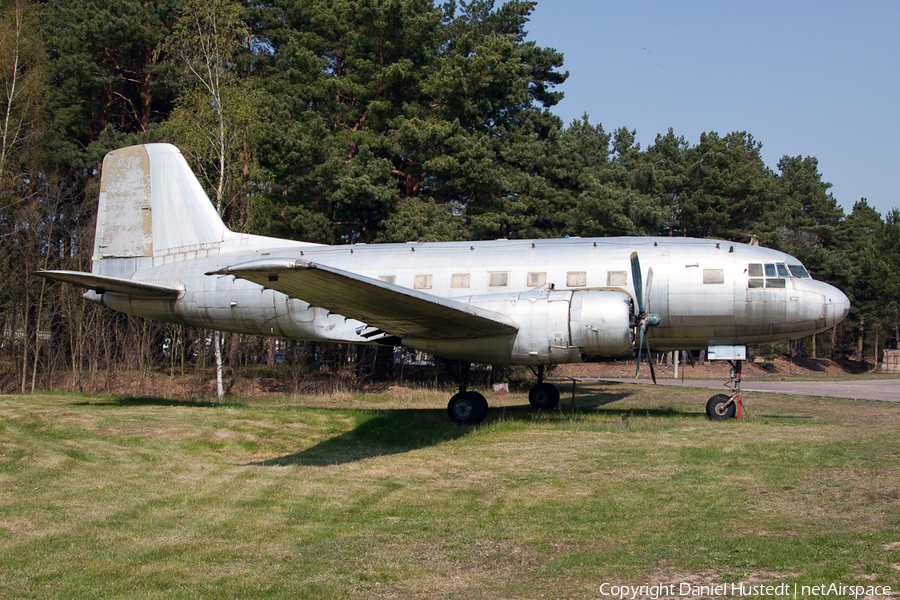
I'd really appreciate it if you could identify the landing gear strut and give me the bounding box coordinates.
[528,365,560,410]
[444,361,488,425]
[706,359,744,420]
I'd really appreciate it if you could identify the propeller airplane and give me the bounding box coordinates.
[39,144,851,424]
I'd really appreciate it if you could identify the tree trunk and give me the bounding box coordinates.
[874,332,880,371]
[857,317,865,362]
[214,330,224,399]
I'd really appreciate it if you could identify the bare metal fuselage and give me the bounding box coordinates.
[89,234,848,366]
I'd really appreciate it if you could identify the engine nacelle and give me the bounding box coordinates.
[403,287,633,366]
[570,289,633,356]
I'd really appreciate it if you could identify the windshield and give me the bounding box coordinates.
[788,264,810,278]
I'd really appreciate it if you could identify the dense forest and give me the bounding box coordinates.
[1,0,898,394]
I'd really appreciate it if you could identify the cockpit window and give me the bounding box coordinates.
[788,264,810,278]
[748,262,795,289]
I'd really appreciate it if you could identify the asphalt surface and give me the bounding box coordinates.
[593,377,900,403]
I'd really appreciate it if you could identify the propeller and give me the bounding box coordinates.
[630,252,661,383]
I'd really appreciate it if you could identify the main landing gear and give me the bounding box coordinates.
[443,362,561,425]
[705,359,745,420]
[528,365,560,411]
[445,361,488,425]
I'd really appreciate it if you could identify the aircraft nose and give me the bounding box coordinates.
[825,285,851,328]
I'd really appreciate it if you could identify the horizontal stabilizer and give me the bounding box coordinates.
[208,259,518,340]
[37,270,182,298]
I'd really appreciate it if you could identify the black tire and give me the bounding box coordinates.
[448,391,488,425]
[471,392,488,423]
[529,382,560,410]
[706,393,736,420]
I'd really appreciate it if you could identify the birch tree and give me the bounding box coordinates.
[160,0,258,398]
[0,0,42,189]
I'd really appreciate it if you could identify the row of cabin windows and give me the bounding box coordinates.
[380,268,738,290]
[380,266,809,291]
[378,270,630,290]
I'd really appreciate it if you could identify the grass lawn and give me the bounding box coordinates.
[1,384,899,599]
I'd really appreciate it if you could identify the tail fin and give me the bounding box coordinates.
[92,143,228,276]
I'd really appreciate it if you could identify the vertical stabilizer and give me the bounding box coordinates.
[93,143,229,276]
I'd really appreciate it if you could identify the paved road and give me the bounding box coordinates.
[581,377,900,403]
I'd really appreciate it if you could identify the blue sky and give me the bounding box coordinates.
[525,0,899,217]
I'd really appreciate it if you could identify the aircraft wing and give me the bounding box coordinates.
[37,270,182,298]
[208,259,518,339]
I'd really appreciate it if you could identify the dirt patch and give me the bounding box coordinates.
[15,356,874,402]
[554,356,871,381]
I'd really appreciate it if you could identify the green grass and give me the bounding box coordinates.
[1,384,899,599]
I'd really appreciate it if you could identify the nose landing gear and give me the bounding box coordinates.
[706,360,745,420]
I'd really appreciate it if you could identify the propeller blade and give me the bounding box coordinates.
[645,328,657,384]
[644,267,653,314]
[630,252,644,314]
[631,252,660,383]
[634,325,645,379]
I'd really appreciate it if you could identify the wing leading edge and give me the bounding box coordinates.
[208,259,518,340]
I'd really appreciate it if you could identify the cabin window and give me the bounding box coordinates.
[607,271,627,286]
[703,269,725,284]
[527,272,546,287]
[378,275,396,285]
[566,271,587,287]
[489,272,509,287]
[451,273,470,288]
[414,274,432,289]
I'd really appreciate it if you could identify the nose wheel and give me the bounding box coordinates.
[705,360,745,420]
[706,393,738,420]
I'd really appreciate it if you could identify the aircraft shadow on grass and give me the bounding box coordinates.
[248,390,708,467]
[71,396,245,409]
[67,390,710,467]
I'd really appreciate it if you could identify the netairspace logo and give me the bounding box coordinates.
[598,582,893,599]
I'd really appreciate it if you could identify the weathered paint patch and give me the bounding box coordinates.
[95,145,152,258]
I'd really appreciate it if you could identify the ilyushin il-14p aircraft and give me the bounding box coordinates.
[39,144,851,424]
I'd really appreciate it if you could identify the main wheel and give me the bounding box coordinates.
[448,391,488,425]
[471,392,488,423]
[706,393,736,420]
[529,382,560,410]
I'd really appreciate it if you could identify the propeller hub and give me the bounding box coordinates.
[647,313,661,327]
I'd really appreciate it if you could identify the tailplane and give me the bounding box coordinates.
[92,143,228,276]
